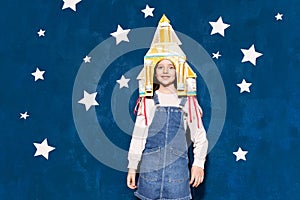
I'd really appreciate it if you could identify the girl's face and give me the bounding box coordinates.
[155,59,176,87]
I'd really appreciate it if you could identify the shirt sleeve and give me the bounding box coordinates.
[127,98,153,170]
[184,97,208,169]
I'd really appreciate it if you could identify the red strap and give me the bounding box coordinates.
[133,97,141,116]
[192,96,200,129]
[134,97,148,126]
[143,97,148,126]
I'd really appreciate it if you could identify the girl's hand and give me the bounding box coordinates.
[189,166,204,187]
[127,169,137,189]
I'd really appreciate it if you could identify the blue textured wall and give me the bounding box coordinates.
[1,0,300,199]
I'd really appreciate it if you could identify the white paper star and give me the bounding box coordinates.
[78,90,99,111]
[116,75,130,89]
[209,16,230,37]
[83,56,91,63]
[20,112,29,119]
[233,147,248,161]
[237,79,252,93]
[275,13,283,21]
[33,138,55,160]
[212,51,221,59]
[37,29,45,37]
[141,4,155,18]
[110,25,130,45]
[62,0,82,11]
[31,68,45,81]
[241,44,263,66]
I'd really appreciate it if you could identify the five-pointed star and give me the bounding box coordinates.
[116,75,130,89]
[233,147,248,161]
[37,29,45,37]
[78,90,99,111]
[33,138,55,160]
[62,0,82,11]
[110,25,130,45]
[20,112,29,119]
[237,79,252,93]
[83,55,91,63]
[212,51,221,59]
[31,68,45,81]
[275,13,283,21]
[141,4,155,18]
[209,16,230,37]
[241,44,263,66]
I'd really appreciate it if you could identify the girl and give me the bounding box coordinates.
[127,59,208,200]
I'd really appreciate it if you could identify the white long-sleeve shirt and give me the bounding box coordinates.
[128,91,208,170]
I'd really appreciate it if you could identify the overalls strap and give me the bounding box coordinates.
[153,92,160,105]
[179,97,187,108]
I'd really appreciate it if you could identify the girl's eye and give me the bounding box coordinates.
[156,65,175,70]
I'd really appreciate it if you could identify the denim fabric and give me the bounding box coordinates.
[135,95,191,200]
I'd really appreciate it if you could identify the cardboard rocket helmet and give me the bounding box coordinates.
[137,14,197,97]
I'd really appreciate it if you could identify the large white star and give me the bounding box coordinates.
[62,0,82,11]
[83,55,91,63]
[116,75,130,89]
[209,16,230,37]
[78,90,99,111]
[241,44,263,66]
[233,147,248,161]
[33,138,55,160]
[237,79,252,93]
[141,4,155,18]
[212,51,221,59]
[20,112,29,119]
[31,68,45,81]
[37,29,45,37]
[110,25,130,45]
[275,13,283,21]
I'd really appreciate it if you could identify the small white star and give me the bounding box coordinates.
[209,16,230,37]
[31,68,45,81]
[62,0,82,11]
[275,13,283,21]
[37,29,45,37]
[33,138,55,160]
[241,44,263,66]
[78,90,99,111]
[20,112,29,119]
[233,147,248,161]
[141,4,155,18]
[116,75,130,89]
[83,56,91,63]
[237,79,252,93]
[212,51,221,59]
[110,25,130,45]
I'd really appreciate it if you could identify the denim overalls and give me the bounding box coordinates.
[135,93,191,200]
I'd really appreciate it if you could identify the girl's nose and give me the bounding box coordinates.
[163,67,168,73]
